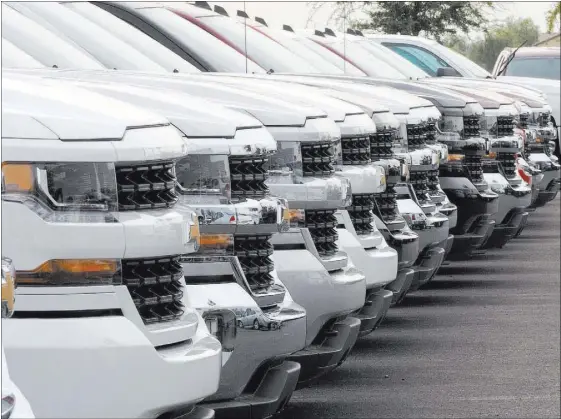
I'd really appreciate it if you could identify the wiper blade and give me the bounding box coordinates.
[497,40,527,76]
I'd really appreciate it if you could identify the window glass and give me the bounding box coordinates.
[359,40,429,79]
[139,7,265,73]
[505,57,560,80]
[295,37,367,76]
[188,14,321,73]
[1,4,104,69]
[6,2,166,72]
[65,2,200,73]
[386,43,451,76]
[432,42,492,78]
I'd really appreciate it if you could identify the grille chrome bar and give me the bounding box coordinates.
[463,116,480,138]
[304,209,339,257]
[341,136,371,165]
[301,142,336,177]
[116,161,178,211]
[118,256,185,324]
[229,156,270,201]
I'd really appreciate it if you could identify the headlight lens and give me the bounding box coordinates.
[176,155,231,201]
[287,208,305,228]
[448,154,465,162]
[16,258,120,287]
[198,234,234,255]
[2,162,118,222]
[401,212,428,230]
[1,393,15,419]
[479,115,498,138]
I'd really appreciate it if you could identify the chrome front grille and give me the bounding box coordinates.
[497,152,517,179]
[341,136,371,165]
[229,156,269,201]
[426,121,437,144]
[464,154,484,184]
[406,123,428,150]
[370,129,396,160]
[116,161,178,211]
[519,113,529,129]
[118,256,185,324]
[234,235,275,293]
[539,112,551,127]
[463,116,480,138]
[409,171,432,205]
[304,209,339,257]
[373,187,400,224]
[497,116,515,137]
[427,169,440,192]
[348,194,375,235]
[301,142,336,177]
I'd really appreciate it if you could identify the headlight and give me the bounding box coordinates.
[448,154,465,162]
[267,141,302,179]
[1,258,16,318]
[479,115,498,138]
[287,208,305,228]
[1,392,15,419]
[2,162,118,222]
[176,155,231,200]
[198,234,234,255]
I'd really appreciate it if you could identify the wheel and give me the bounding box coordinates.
[237,320,244,328]
[253,320,259,330]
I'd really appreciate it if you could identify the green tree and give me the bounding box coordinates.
[546,2,561,33]
[444,18,540,71]
[353,2,492,42]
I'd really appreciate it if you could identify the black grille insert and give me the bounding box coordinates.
[426,121,437,144]
[229,156,269,201]
[349,194,375,235]
[301,142,336,177]
[464,154,484,184]
[234,235,275,293]
[341,136,371,165]
[406,124,427,150]
[305,209,339,257]
[539,112,551,128]
[497,116,515,137]
[373,186,400,224]
[427,169,440,192]
[463,116,480,138]
[410,171,432,205]
[370,129,396,160]
[519,113,529,129]
[116,162,178,211]
[497,152,517,179]
[118,256,185,324]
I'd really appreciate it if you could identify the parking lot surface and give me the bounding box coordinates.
[282,197,560,419]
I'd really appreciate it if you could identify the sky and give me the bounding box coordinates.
[212,1,559,35]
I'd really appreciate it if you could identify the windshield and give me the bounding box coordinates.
[6,1,167,72]
[250,26,345,74]
[137,7,265,73]
[505,57,560,80]
[432,42,492,78]
[2,38,45,69]
[1,4,105,69]
[358,39,429,79]
[320,37,408,79]
[65,2,200,73]
[171,7,320,73]
[293,36,367,76]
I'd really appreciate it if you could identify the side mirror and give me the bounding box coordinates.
[1,258,16,318]
[436,67,460,77]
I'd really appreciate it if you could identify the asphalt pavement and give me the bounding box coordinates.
[281,196,560,419]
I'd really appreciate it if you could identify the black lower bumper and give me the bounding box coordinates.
[532,178,560,208]
[408,244,446,292]
[356,288,393,337]
[386,267,415,306]
[288,316,361,389]
[203,361,300,419]
[482,208,529,249]
[448,216,495,259]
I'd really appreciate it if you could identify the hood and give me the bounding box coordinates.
[7,69,327,127]
[195,73,366,123]
[270,75,437,114]
[425,82,514,109]
[497,76,560,91]
[5,69,266,139]
[2,72,167,140]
